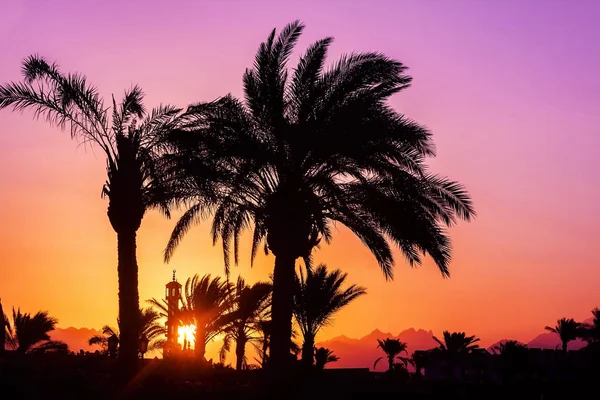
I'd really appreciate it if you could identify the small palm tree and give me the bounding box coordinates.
[219,277,272,370]
[293,264,366,367]
[89,308,167,356]
[545,318,581,352]
[10,308,67,354]
[0,299,7,353]
[181,274,233,361]
[492,340,527,355]
[374,338,409,372]
[432,331,480,379]
[162,20,475,370]
[579,308,600,345]
[0,56,182,367]
[433,331,480,354]
[88,325,119,354]
[255,319,271,367]
[314,347,339,369]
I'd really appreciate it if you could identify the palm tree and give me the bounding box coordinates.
[254,318,301,368]
[0,299,7,353]
[374,338,409,373]
[314,347,339,369]
[293,264,366,367]
[10,308,67,354]
[219,277,272,369]
[545,318,581,352]
[492,340,527,355]
[432,331,480,379]
[89,308,166,355]
[579,308,600,345]
[0,57,182,368]
[255,319,272,367]
[433,331,481,354]
[181,274,232,361]
[89,325,119,354]
[162,21,475,371]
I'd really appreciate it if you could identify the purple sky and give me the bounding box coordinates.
[0,0,599,343]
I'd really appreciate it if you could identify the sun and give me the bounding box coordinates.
[178,325,196,347]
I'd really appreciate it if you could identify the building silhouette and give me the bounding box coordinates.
[164,270,182,358]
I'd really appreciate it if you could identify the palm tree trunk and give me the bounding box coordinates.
[117,230,140,372]
[270,254,296,371]
[195,328,206,361]
[301,334,315,367]
[235,337,246,370]
[562,340,567,352]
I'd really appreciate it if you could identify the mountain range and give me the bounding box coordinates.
[48,320,591,370]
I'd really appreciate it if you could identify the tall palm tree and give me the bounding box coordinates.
[220,277,272,370]
[545,318,581,352]
[181,274,232,361]
[10,308,67,354]
[292,264,366,367]
[88,308,167,355]
[314,347,339,369]
[162,20,475,370]
[374,338,409,372]
[0,56,182,368]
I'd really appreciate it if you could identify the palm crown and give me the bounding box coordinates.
[8,308,67,354]
[163,20,475,370]
[545,318,581,352]
[433,331,481,354]
[293,264,366,366]
[374,338,409,371]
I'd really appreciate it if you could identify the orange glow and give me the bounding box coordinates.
[178,325,196,348]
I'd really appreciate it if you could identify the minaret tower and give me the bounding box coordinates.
[165,269,182,357]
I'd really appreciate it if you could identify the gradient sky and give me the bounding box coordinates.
[1,0,599,348]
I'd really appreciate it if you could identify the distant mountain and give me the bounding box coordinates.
[49,327,102,353]
[318,318,596,371]
[526,317,593,351]
[317,328,437,371]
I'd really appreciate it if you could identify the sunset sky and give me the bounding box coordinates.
[0,0,598,349]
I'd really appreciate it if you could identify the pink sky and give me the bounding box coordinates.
[0,0,599,347]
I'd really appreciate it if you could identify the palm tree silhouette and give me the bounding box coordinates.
[374,338,410,373]
[579,308,600,346]
[9,308,67,354]
[492,340,527,355]
[545,318,581,352]
[254,319,301,368]
[433,331,481,354]
[314,347,339,369]
[219,277,272,369]
[181,274,232,361]
[293,264,366,367]
[162,20,475,371]
[0,299,7,353]
[432,331,480,379]
[0,56,182,368]
[88,308,166,355]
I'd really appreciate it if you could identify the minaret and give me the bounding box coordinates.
[165,270,182,357]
